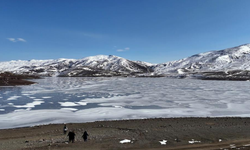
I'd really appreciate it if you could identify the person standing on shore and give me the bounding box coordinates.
[63,125,68,134]
[82,131,89,141]
[67,131,76,143]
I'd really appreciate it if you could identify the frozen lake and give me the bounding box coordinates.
[1,77,250,129]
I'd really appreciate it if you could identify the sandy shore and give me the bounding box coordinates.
[1,117,250,150]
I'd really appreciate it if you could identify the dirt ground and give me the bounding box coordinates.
[1,117,250,150]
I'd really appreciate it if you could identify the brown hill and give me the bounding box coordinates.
[0,72,39,86]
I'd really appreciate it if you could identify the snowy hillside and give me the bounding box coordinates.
[154,44,250,77]
[1,44,250,79]
[0,55,152,77]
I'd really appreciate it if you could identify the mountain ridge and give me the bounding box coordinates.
[1,44,250,79]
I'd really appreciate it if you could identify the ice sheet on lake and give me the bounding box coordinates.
[1,77,250,129]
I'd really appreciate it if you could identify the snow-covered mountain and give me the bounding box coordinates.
[0,55,153,77]
[153,44,250,77]
[1,44,250,79]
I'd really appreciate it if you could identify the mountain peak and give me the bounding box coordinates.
[153,43,250,75]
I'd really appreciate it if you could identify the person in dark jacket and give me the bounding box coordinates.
[67,131,76,143]
[82,131,89,141]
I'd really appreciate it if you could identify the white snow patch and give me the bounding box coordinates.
[34,99,43,101]
[119,139,131,144]
[59,102,79,107]
[13,101,44,108]
[76,102,87,106]
[7,96,21,101]
[42,96,52,99]
[230,144,236,148]
[0,109,5,111]
[188,139,201,144]
[114,105,123,108]
[22,93,33,96]
[159,140,167,145]
[60,108,78,111]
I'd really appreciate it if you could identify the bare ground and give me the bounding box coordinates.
[1,117,250,150]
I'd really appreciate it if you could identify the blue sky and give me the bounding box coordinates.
[1,0,250,63]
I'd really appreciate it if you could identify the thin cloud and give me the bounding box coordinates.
[17,38,26,42]
[117,49,124,52]
[7,38,27,42]
[7,38,16,42]
[116,47,130,52]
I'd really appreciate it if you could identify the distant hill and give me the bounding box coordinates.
[0,72,39,86]
[153,44,250,80]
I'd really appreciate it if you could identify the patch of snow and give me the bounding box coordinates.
[230,144,236,149]
[119,139,131,144]
[59,102,79,107]
[114,105,123,108]
[159,140,167,145]
[60,108,78,111]
[7,96,21,101]
[76,102,87,106]
[22,93,33,96]
[13,101,44,108]
[34,99,43,101]
[42,96,52,99]
[188,139,201,144]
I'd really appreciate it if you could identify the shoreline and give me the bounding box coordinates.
[1,117,250,150]
[0,72,39,86]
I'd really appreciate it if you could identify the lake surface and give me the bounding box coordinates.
[1,77,250,129]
